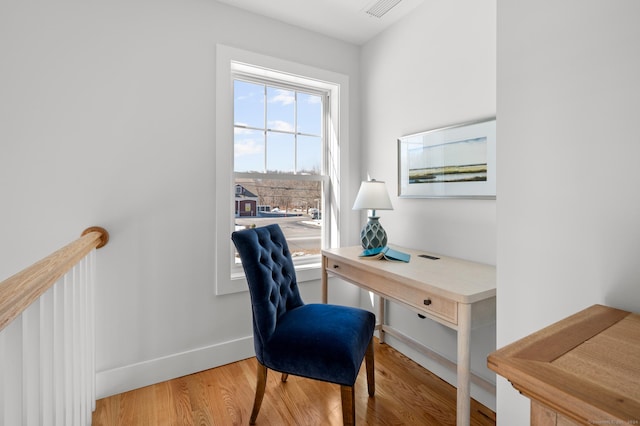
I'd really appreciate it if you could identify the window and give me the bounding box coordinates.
[233,76,326,264]
[215,45,349,295]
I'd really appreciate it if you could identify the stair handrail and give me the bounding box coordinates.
[0,226,109,332]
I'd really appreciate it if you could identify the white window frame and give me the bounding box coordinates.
[215,45,349,295]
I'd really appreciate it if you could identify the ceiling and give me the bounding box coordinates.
[216,0,425,45]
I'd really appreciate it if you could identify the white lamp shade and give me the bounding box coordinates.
[352,180,393,211]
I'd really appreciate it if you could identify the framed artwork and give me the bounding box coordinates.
[397,118,496,199]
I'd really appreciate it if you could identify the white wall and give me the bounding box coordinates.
[0,0,362,397]
[361,0,497,409]
[497,0,640,424]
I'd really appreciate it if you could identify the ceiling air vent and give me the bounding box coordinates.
[364,0,403,18]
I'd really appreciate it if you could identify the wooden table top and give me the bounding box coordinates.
[322,245,496,304]
[488,304,640,424]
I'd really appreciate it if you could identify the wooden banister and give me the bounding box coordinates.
[0,226,109,332]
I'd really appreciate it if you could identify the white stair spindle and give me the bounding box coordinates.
[89,252,96,418]
[40,286,56,426]
[72,263,82,426]
[23,300,41,426]
[53,279,66,426]
[1,318,24,425]
[64,273,74,425]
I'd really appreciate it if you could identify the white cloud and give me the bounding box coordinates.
[234,126,253,135]
[234,139,263,157]
[269,89,295,105]
[303,94,321,104]
[268,120,294,132]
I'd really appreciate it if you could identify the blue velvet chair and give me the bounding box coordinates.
[231,224,376,425]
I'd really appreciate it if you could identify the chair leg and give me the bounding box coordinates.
[340,385,355,426]
[281,373,289,382]
[365,338,375,397]
[250,362,268,425]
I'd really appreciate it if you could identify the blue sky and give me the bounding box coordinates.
[234,80,322,173]
[408,137,488,169]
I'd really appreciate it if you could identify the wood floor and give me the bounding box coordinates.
[92,339,496,425]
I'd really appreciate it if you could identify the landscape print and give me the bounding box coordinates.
[408,136,488,184]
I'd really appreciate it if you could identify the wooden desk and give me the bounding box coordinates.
[321,245,496,426]
[488,304,640,426]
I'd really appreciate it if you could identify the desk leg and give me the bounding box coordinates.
[378,296,386,344]
[321,256,328,304]
[457,303,472,426]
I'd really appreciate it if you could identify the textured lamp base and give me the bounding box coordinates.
[360,217,388,249]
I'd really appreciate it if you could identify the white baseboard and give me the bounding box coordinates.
[96,335,255,399]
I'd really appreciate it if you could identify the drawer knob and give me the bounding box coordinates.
[333,264,340,269]
[423,299,432,306]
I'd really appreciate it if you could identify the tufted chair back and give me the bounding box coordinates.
[231,224,304,363]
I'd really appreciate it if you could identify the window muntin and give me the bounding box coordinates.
[233,78,324,175]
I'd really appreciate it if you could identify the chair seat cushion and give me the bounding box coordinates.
[261,303,375,386]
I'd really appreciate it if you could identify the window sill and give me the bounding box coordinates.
[218,263,322,295]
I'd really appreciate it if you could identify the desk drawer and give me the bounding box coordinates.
[403,287,458,325]
[326,259,362,284]
[326,258,458,325]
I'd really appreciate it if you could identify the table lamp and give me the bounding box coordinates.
[352,179,393,249]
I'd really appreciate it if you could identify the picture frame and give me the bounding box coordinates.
[397,118,496,199]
